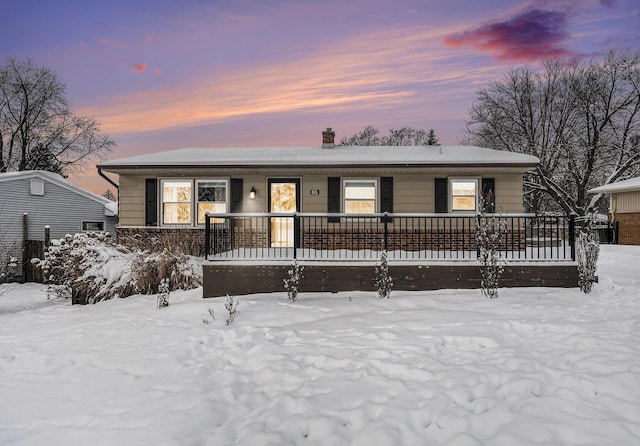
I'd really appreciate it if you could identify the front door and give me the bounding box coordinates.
[268,178,300,248]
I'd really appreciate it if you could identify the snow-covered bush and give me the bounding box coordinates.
[46,284,72,301]
[224,295,239,325]
[34,232,134,304]
[375,250,393,299]
[130,248,200,295]
[0,255,18,284]
[284,259,304,302]
[283,259,304,303]
[34,232,201,304]
[157,278,170,309]
[577,229,600,294]
[476,213,507,299]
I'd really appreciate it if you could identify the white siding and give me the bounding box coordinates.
[0,176,117,276]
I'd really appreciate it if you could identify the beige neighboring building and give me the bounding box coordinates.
[590,177,640,245]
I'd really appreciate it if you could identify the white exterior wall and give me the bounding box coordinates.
[0,175,117,277]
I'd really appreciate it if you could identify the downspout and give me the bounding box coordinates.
[97,167,119,193]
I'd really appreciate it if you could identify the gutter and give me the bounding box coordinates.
[97,167,119,193]
[96,162,540,170]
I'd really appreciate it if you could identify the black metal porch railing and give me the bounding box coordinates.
[205,212,576,262]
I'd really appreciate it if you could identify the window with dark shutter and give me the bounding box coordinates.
[230,178,243,213]
[145,178,158,226]
[434,178,448,213]
[481,178,496,213]
[327,177,340,223]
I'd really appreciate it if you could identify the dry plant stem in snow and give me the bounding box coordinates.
[225,295,239,325]
[202,308,215,324]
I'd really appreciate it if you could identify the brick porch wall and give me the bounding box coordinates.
[302,229,526,252]
[117,227,206,255]
[614,213,640,245]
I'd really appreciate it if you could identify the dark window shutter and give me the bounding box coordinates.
[230,178,243,213]
[380,176,393,222]
[435,178,448,213]
[145,179,158,226]
[482,178,496,213]
[327,177,340,223]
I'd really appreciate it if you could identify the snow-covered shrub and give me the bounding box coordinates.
[130,248,200,295]
[46,284,72,301]
[283,259,304,303]
[120,230,204,256]
[224,295,239,325]
[577,229,600,294]
[157,278,170,309]
[375,250,393,299]
[0,255,18,283]
[34,232,136,303]
[476,213,507,299]
[34,232,201,304]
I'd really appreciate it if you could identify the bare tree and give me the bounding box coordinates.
[464,49,640,216]
[339,126,440,146]
[0,57,115,176]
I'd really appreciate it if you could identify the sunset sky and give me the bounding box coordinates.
[2,0,639,194]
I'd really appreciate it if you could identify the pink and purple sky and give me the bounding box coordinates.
[2,0,639,194]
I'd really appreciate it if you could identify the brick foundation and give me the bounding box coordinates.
[301,229,526,252]
[117,227,206,255]
[614,213,640,245]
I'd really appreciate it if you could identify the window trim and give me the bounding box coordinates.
[30,178,45,196]
[160,179,193,226]
[160,178,230,227]
[82,221,105,231]
[449,177,479,213]
[196,178,229,225]
[342,178,378,214]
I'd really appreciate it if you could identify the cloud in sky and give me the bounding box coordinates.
[599,0,617,8]
[78,25,499,137]
[131,63,147,73]
[99,37,127,48]
[444,9,573,62]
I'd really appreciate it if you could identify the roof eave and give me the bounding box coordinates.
[98,162,539,171]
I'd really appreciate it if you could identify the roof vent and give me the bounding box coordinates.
[322,127,335,149]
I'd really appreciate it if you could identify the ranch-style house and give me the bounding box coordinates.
[97,128,578,297]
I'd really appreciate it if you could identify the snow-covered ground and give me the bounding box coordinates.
[1,245,639,445]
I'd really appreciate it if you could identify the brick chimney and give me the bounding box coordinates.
[322,127,335,149]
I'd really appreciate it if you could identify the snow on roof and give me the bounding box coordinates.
[98,145,539,169]
[589,176,640,194]
[0,170,117,215]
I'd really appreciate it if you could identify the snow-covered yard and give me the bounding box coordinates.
[1,245,639,445]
